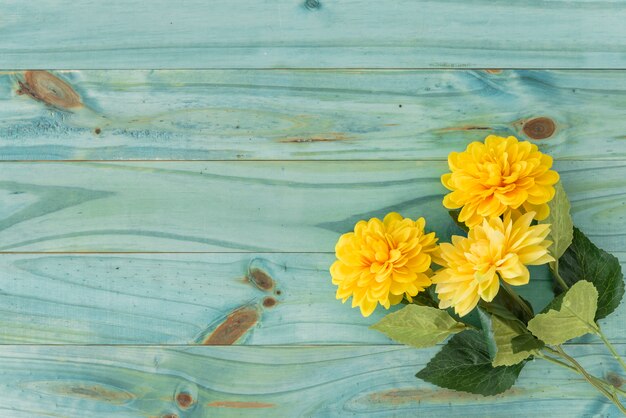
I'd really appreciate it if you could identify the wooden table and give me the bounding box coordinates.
[0,1,625,416]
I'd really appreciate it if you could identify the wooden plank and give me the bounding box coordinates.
[0,344,624,417]
[0,252,623,345]
[0,160,623,253]
[1,1,625,69]
[1,69,625,161]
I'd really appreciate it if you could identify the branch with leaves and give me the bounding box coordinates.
[329,135,625,414]
[373,181,625,413]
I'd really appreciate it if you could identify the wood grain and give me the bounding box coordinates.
[0,160,623,252]
[0,252,623,345]
[0,344,624,417]
[1,70,626,161]
[1,0,624,415]
[1,1,625,69]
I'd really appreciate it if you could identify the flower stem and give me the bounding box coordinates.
[538,349,626,398]
[596,326,626,374]
[551,346,626,414]
[550,259,570,291]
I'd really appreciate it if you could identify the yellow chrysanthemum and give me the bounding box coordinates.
[330,212,439,317]
[432,211,554,317]
[442,135,559,228]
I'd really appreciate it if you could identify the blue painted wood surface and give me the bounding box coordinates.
[0,253,624,346]
[0,344,625,417]
[1,1,626,416]
[0,160,623,252]
[1,70,625,161]
[1,1,625,69]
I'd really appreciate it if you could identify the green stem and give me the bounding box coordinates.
[597,326,626,374]
[550,259,570,291]
[553,346,626,414]
[538,350,626,398]
[538,351,580,372]
[501,282,534,319]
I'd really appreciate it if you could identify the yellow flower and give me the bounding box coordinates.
[442,135,559,228]
[432,211,554,317]
[330,212,439,317]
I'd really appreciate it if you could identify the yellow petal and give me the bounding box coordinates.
[383,212,403,227]
[501,264,530,286]
[359,299,378,317]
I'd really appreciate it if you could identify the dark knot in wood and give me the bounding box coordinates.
[262,297,277,308]
[248,268,275,291]
[202,307,259,345]
[17,70,82,110]
[522,117,556,140]
[305,0,321,10]
[176,392,194,409]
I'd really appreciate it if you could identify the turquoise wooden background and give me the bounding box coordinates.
[1,1,625,417]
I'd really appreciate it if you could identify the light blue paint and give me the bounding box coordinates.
[0,1,625,69]
[0,160,623,252]
[1,70,625,160]
[0,344,623,417]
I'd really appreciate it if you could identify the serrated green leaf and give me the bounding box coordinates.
[371,305,467,348]
[557,227,624,319]
[478,307,538,367]
[527,281,599,345]
[416,330,525,396]
[542,181,573,260]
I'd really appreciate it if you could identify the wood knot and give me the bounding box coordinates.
[94,128,101,135]
[262,297,277,308]
[248,268,275,291]
[607,372,625,388]
[522,117,556,140]
[17,71,82,110]
[202,307,259,345]
[176,392,194,409]
[304,0,321,9]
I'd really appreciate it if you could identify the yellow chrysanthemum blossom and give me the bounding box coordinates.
[432,211,554,317]
[442,135,559,228]
[330,212,439,317]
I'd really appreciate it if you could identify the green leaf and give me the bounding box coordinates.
[402,287,482,329]
[371,305,467,348]
[510,334,545,354]
[540,292,566,314]
[448,209,469,233]
[478,307,538,367]
[479,301,521,323]
[401,286,439,308]
[542,181,573,260]
[416,330,525,396]
[527,281,599,345]
[557,227,624,319]
[487,288,534,324]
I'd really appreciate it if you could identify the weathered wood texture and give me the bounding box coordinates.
[0,160,623,252]
[1,1,625,69]
[1,344,625,417]
[1,2,625,414]
[0,252,623,345]
[1,70,625,161]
